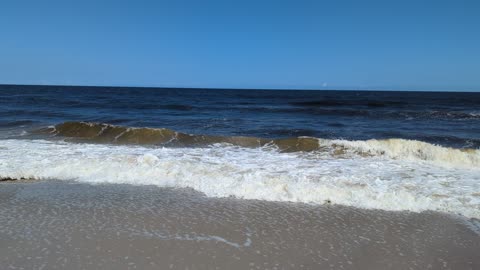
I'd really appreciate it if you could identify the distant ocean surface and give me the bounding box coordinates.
[1,85,479,219]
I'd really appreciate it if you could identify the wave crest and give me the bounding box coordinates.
[323,139,480,169]
[42,122,480,168]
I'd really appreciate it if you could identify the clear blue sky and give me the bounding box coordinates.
[1,0,479,91]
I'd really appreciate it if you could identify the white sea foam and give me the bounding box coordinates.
[321,138,480,169]
[0,139,479,218]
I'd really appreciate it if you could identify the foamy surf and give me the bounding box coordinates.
[1,139,479,219]
[321,138,480,169]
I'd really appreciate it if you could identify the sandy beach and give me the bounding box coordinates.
[1,180,478,270]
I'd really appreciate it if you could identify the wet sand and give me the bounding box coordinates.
[0,180,479,270]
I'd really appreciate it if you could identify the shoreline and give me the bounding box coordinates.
[2,177,479,222]
[1,180,479,269]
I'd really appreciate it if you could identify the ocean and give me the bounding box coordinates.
[1,84,479,269]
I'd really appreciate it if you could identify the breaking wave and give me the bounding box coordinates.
[40,122,480,169]
[2,122,477,218]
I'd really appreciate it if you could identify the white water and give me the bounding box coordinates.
[322,138,480,169]
[1,139,479,218]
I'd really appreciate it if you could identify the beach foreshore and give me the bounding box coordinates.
[0,180,478,270]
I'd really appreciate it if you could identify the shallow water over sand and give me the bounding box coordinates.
[0,180,478,270]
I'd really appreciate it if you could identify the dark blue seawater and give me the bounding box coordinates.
[0,84,479,148]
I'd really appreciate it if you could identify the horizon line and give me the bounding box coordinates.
[0,83,478,93]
